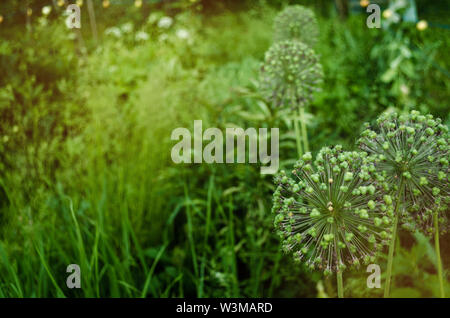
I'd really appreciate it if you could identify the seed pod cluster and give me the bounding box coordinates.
[272,146,393,274]
[260,40,323,108]
[273,5,319,47]
[358,110,449,235]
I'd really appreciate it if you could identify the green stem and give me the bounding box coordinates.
[384,213,398,298]
[299,106,309,153]
[384,181,404,298]
[434,211,445,298]
[294,113,303,158]
[336,250,344,298]
[87,0,99,44]
[337,270,344,298]
[289,91,303,159]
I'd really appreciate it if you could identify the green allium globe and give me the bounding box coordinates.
[273,5,319,47]
[260,40,323,108]
[358,110,449,235]
[272,146,393,274]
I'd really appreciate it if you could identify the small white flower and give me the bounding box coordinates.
[158,16,173,29]
[42,6,52,16]
[105,27,122,38]
[400,84,410,96]
[38,17,48,27]
[135,31,149,41]
[158,34,168,42]
[121,22,133,33]
[382,8,401,29]
[147,13,160,25]
[176,29,190,40]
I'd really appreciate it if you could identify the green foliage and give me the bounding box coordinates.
[0,0,448,298]
[345,232,450,298]
[0,18,82,199]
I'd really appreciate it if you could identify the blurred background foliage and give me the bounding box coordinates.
[0,0,448,297]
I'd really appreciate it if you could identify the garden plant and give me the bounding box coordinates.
[358,110,449,297]
[272,147,394,298]
[260,39,323,157]
[264,5,322,157]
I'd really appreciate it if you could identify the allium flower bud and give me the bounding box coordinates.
[272,147,392,273]
[260,41,323,108]
[273,5,319,47]
[358,110,449,235]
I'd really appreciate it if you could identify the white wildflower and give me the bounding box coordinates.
[42,6,52,16]
[105,27,122,38]
[121,22,133,34]
[158,34,168,42]
[135,31,149,41]
[158,16,173,29]
[176,29,190,40]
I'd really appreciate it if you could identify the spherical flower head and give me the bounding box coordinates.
[260,40,323,108]
[273,5,319,47]
[272,147,393,273]
[358,110,449,235]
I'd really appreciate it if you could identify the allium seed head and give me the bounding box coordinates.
[272,147,392,273]
[358,110,449,235]
[260,40,323,108]
[273,5,319,47]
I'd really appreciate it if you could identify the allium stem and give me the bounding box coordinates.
[434,211,445,298]
[336,248,344,298]
[299,106,309,153]
[384,181,403,298]
[294,110,303,158]
[337,270,344,298]
[384,213,398,298]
